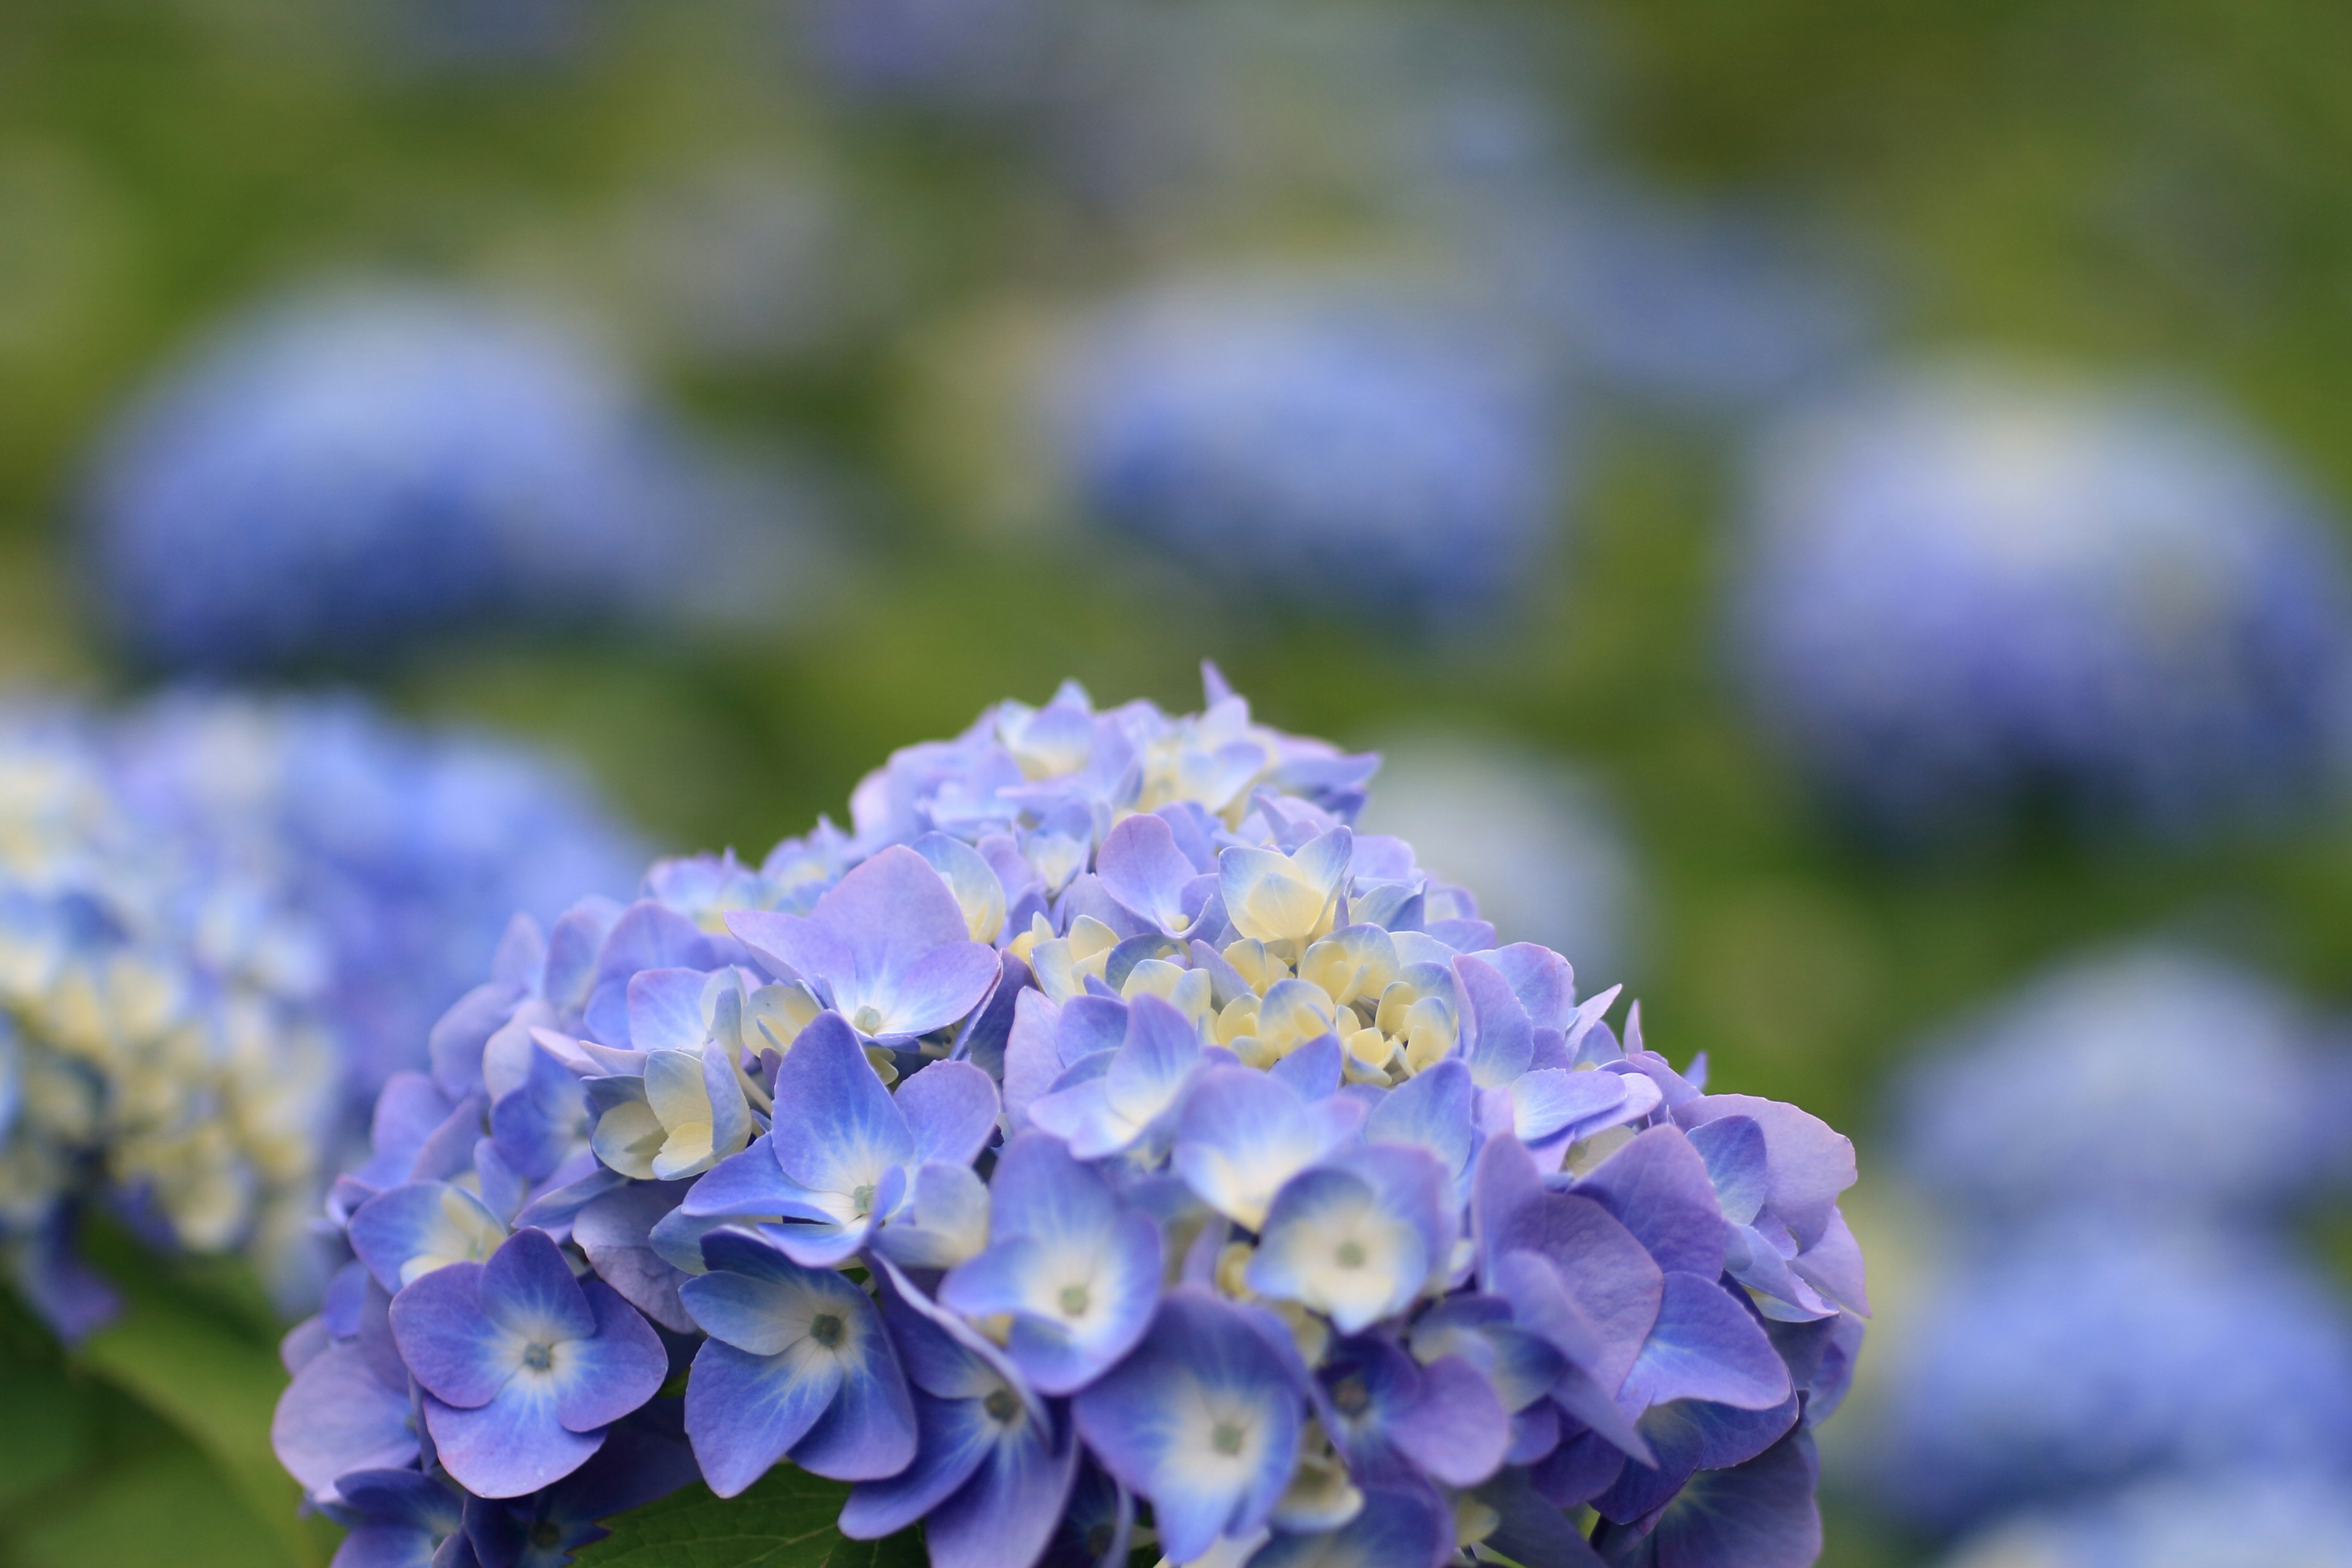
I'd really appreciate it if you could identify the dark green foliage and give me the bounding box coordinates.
[575,1469,924,1568]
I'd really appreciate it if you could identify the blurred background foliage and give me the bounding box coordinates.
[3,2,2351,1565]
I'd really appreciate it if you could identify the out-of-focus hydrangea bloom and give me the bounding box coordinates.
[0,715,336,1339]
[108,692,646,1126]
[1729,361,2352,842]
[1355,735,1638,982]
[1481,184,1874,415]
[1891,946,2343,1226]
[277,671,1864,1568]
[1864,1223,2352,1533]
[1934,1471,2352,1568]
[1049,282,1569,628]
[81,284,718,674]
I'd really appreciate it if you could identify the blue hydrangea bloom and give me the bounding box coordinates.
[1891,944,2345,1226]
[1728,361,2352,841]
[0,712,337,1338]
[1932,1471,2352,1568]
[1049,282,1571,628]
[107,691,645,1125]
[81,284,707,674]
[1864,1223,2352,1534]
[1478,181,1875,416]
[277,673,1863,1567]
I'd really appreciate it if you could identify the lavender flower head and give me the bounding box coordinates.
[1934,1471,2352,1568]
[80,283,710,674]
[108,691,646,1123]
[1049,281,1572,628]
[1891,945,2344,1226]
[1728,361,2352,842]
[0,713,336,1339]
[277,671,1864,1568]
[1860,1222,2352,1534]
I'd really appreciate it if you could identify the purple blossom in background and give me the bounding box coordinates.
[109,690,646,1129]
[275,673,1864,1566]
[1728,360,2352,843]
[79,282,790,675]
[1049,280,1572,629]
[1891,944,2346,1226]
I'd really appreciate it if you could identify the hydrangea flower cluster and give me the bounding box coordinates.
[108,691,646,1126]
[1890,946,2349,1224]
[1860,946,2352,1539]
[1728,361,2352,842]
[1865,1223,2352,1532]
[0,714,336,1338]
[1935,1471,2352,1568]
[276,674,1865,1568]
[80,283,718,674]
[1047,282,1571,628]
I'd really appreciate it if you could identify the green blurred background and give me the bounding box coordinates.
[4,3,2351,1564]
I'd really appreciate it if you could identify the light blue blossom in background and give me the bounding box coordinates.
[0,713,336,1337]
[274,674,1862,1567]
[109,690,646,1124]
[1891,944,2345,1226]
[1864,1223,2352,1534]
[1049,281,1571,628]
[80,282,763,674]
[1932,1471,2352,1568]
[1728,360,2352,842]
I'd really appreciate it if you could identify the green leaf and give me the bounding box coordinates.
[574,1468,925,1568]
[8,1443,292,1568]
[74,1278,334,1568]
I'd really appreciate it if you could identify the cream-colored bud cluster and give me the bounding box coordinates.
[0,728,334,1290]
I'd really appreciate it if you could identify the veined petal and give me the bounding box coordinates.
[1174,1069,1322,1231]
[1072,1291,1302,1566]
[350,1182,510,1292]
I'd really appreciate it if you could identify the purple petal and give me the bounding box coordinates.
[573,1182,697,1334]
[838,1392,999,1540]
[1250,1487,1452,1568]
[389,1262,514,1409]
[1593,1401,1705,1526]
[550,1280,666,1433]
[685,1336,845,1498]
[1097,814,1199,934]
[897,1060,1001,1167]
[728,909,850,1000]
[1366,1058,1474,1185]
[627,968,713,1055]
[875,942,1004,1040]
[1072,1290,1302,1565]
[1455,953,1535,1086]
[1390,1355,1510,1488]
[423,1386,605,1500]
[480,1228,594,1343]
[1576,1126,1728,1280]
[766,1012,915,1194]
[1594,1428,1820,1568]
[272,1341,419,1496]
[350,1182,506,1293]
[790,1318,921,1483]
[922,1410,1080,1568]
[679,1136,799,1219]
[1619,1273,1792,1413]
[1482,1175,1662,1394]
[1674,1095,1854,1250]
[1684,1116,1770,1228]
